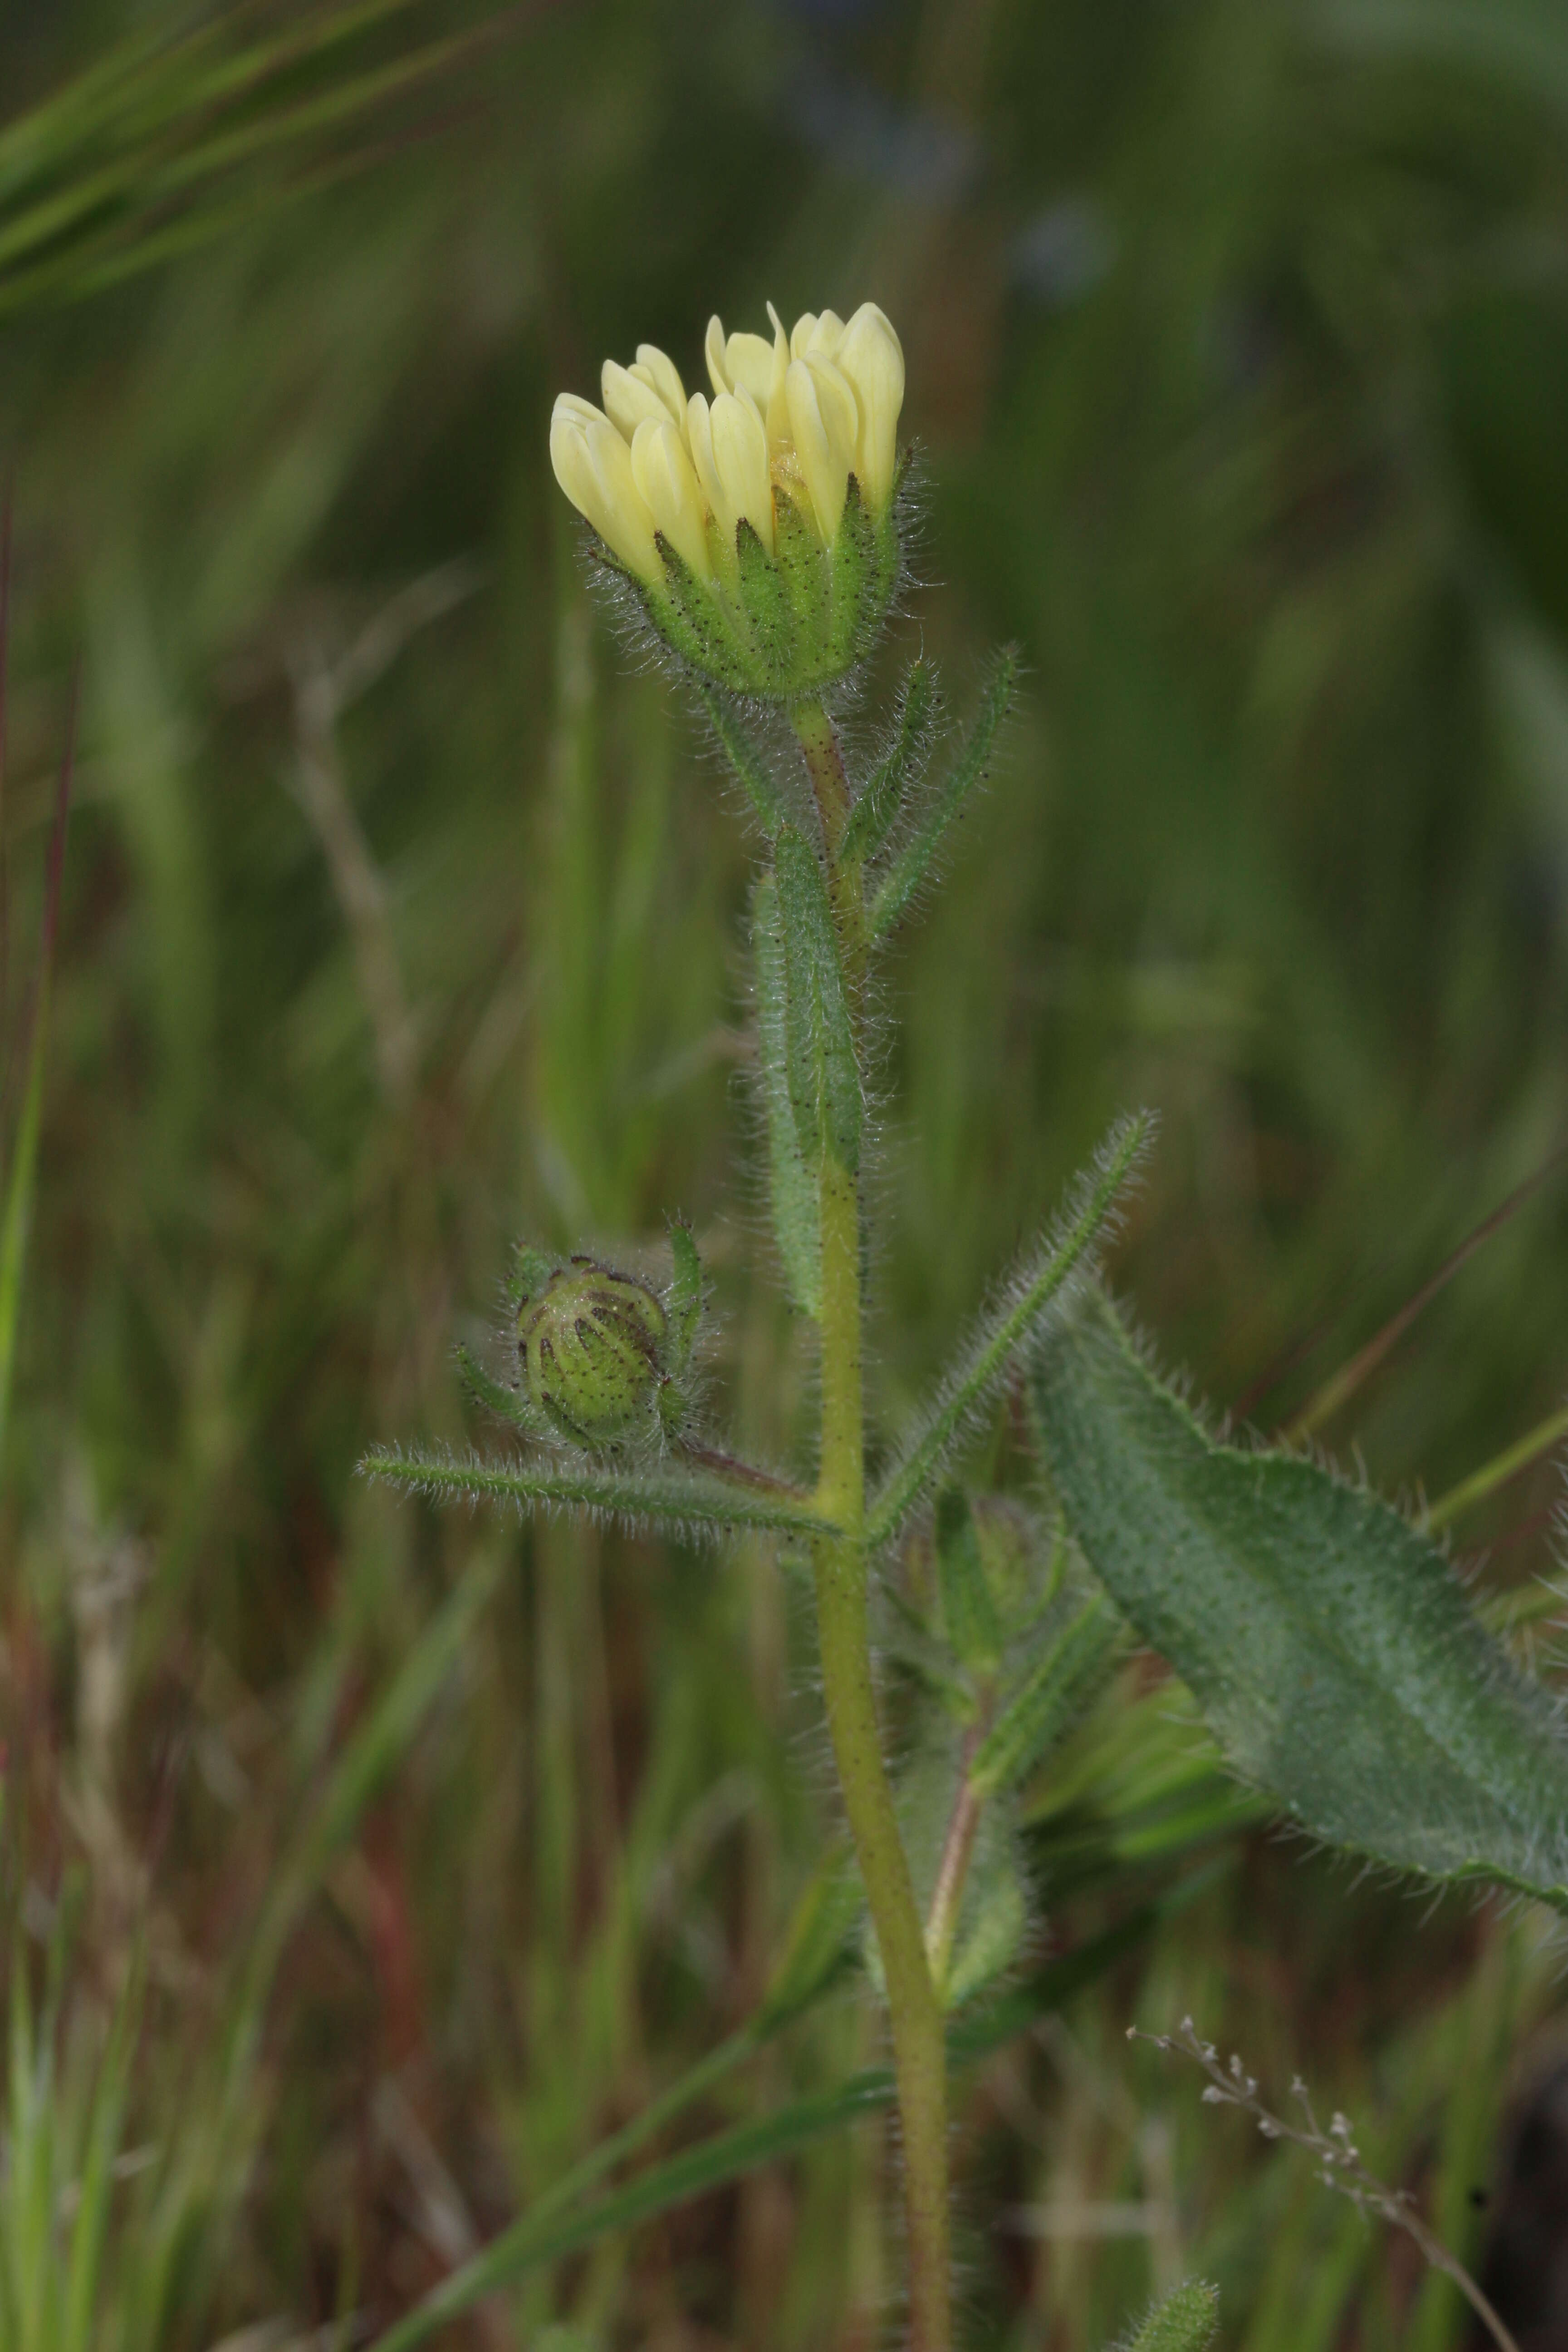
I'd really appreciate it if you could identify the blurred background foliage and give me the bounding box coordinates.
[5,0,1568,2344]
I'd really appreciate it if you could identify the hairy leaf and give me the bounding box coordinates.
[751,873,823,1317]
[456,1343,543,1435]
[1029,1291,1568,1911]
[1117,2283,1220,2352]
[969,1596,1124,1798]
[944,1849,1027,2011]
[775,823,861,1175]
[362,1445,834,1539]
[693,681,786,837]
[842,655,936,866]
[936,1485,1003,1676]
[868,643,1019,941]
[866,1112,1150,1548]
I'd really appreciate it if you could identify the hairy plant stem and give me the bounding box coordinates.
[793,698,952,2352]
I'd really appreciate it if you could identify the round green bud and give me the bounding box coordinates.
[518,1256,670,1448]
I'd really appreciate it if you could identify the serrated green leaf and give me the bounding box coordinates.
[866,1112,1150,1548]
[361,1445,835,1540]
[775,824,861,1175]
[868,643,1019,942]
[1029,1290,1568,1912]
[842,656,936,866]
[936,1485,1004,1675]
[693,682,786,836]
[751,874,822,1317]
[1117,2281,1220,2352]
[969,1596,1123,1798]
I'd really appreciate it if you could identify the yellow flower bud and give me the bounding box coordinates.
[688,386,774,558]
[549,393,660,580]
[835,303,905,515]
[786,353,860,544]
[633,341,686,422]
[630,415,713,580]
[790,309,845,362]
[601,359,671,443]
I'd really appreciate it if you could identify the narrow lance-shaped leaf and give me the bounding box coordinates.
[866,1111,1150,1548]
[775,823,860,1175]
[751,873,822,1317]
[0,686,74,1464]
[507,1242,556,1309]
[842,655,936,866]
[969,1596,1123,1799]
[693,682,786,838]
[868,643,1018,942]
[456,1343,547,1436]
[1029,1289,1568,1913]
[936,1485,1002,1676]
[1116,2283,1220,2352]
[362,1445,835,1540]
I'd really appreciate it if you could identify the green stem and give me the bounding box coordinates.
[793,699,953,2352]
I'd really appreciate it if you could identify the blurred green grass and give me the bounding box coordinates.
[5,0,1568,2343]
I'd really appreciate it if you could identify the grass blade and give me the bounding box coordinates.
[365,1902,1168,2352]
[1279,1149,1565,1440]
[1424,1396,1568,1533]
[0,686,74,1465]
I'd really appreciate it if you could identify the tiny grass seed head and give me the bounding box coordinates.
[549,303,907,699]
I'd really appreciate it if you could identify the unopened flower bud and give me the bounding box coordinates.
[549,395,659,581]
[630,415,713,581]
[518,1257,670,1448]
[549,299,908,700]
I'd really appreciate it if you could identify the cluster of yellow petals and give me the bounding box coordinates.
[549,301,905,585]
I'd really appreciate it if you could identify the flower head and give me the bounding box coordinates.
[549,302,907,699]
